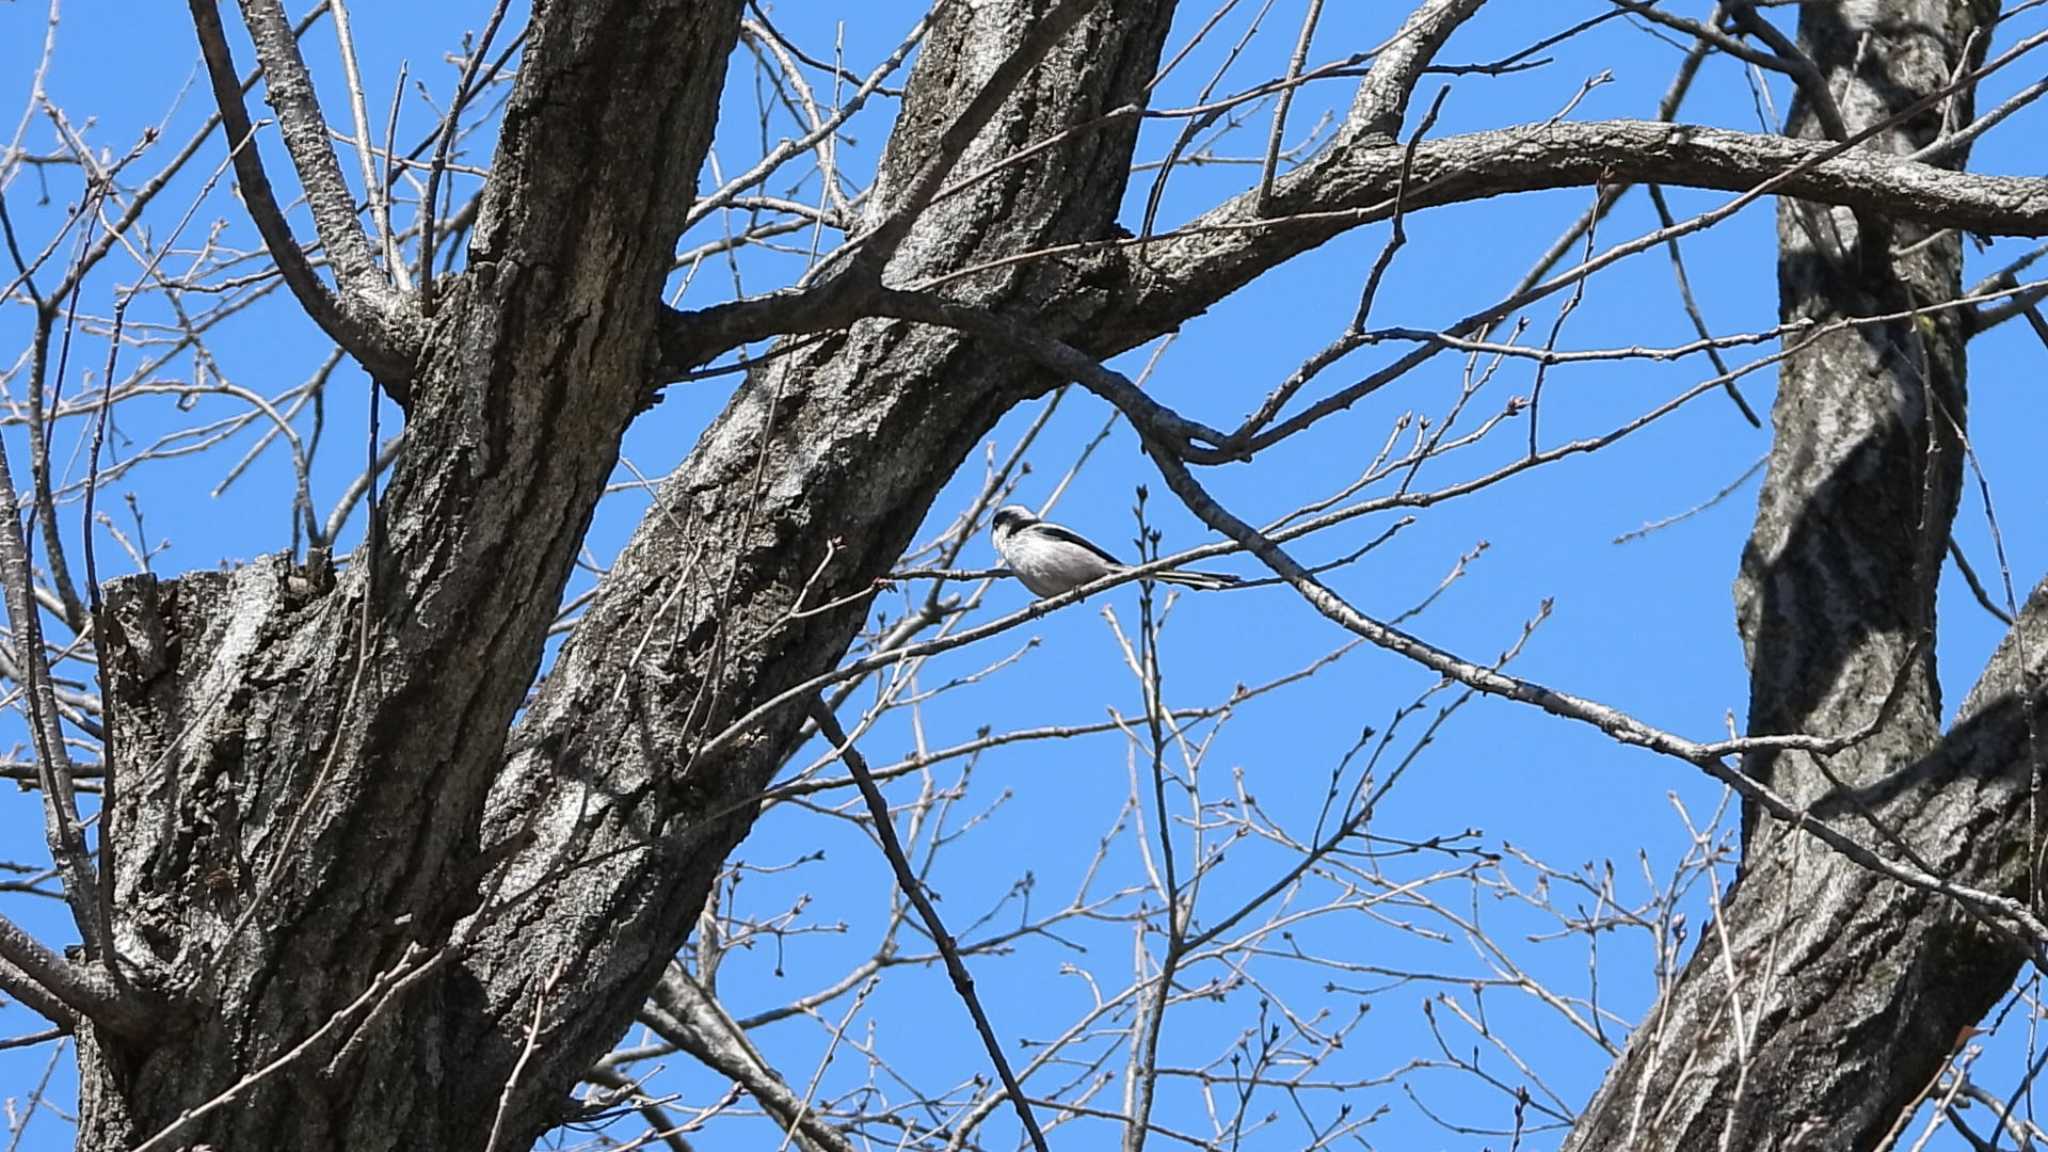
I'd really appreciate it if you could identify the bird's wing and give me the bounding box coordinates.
[1030,522,1127,567]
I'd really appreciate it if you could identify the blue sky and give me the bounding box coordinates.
[4,2,2048,1149]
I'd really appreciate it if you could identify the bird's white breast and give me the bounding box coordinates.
[1002,529,1118,596]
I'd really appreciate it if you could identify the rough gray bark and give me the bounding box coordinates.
[1564,3,2034,1149]
[84,0,750,1145]
[458,0,1176,1140]
[38,1,2048,1149]
[82,2,1175,1148]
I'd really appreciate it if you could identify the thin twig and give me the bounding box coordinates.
[1256,0,1325,211]
[184,0,416,382]
[806,697,1051,1152]
[417,0,512,312]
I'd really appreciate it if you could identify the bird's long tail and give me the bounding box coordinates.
[1147,568,1242,591]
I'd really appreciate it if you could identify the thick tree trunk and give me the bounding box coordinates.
[81,2,1175,1148]
[448,1,1175,1141]
[1563,3,2038,1149]
[83,1,750,1143]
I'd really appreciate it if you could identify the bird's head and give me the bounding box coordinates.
[990,505,1037,543]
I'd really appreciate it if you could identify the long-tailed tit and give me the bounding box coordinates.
[990,505,1241,597]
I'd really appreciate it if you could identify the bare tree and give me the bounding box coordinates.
[3,0,2048,1149]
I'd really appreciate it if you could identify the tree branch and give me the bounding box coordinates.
[660,0,1120,381]
[187,0,421,390]
[642,969,859,1152]
[0,427,102,959]
[1722,0,1852,140]
[0,913,149,1036]
[807,698,1051,1152]
[1096,117,2048,352]
[1345,0,1488,145]
[1609,0,1852,141]
[87,0,754,1145]
[661,117,2048,385]
[836,0,1095,284]
[234,0,393,302]
[1138,442,2048,942]
[1569,3,2016,1147]
[823,282,2048,954]
[461,5,1183,1149]
[0,956,75,1032]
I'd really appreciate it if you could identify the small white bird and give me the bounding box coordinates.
[990,504,1241,598]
